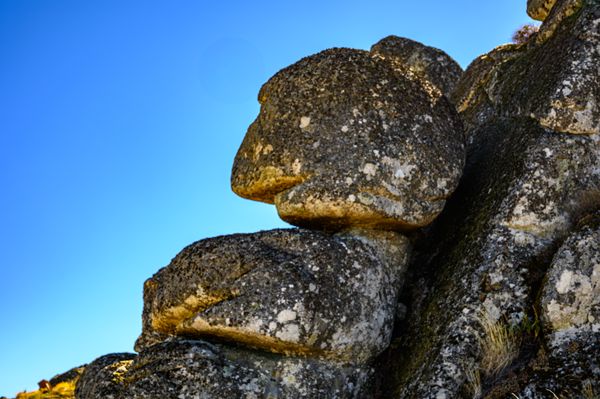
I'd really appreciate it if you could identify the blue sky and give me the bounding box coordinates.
[0,1,533,395]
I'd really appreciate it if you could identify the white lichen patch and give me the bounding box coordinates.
[505,195,569,238]
[381,156,418,180]
[275,323,300,342]
[299,116,311,129]
[546,265,598,330]
[245,318,265,333]
[277,309,297,323]
[292,159,302,175]
[361,163,378,179]
[556,269,574,294]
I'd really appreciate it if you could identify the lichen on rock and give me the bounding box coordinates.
[136,228,410,365]
[77,339,372,399]
[231,47,465,231]
[370,35,464,97]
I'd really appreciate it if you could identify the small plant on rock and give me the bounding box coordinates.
[512,24,540,44]
[465,366,482,399]
[477,310,520,376]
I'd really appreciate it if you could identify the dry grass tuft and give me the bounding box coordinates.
[15,380,77,399]
[582,381,598,399]
[477,310,520,376]
[465,366,482,399]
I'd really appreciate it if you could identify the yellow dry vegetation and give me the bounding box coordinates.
[15,381,76,399]
[477,310,520,376]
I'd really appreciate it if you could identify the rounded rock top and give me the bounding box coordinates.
[527,0,558,20]
[231,47,465,231]
[370,35,464,97]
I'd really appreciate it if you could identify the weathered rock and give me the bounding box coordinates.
[450,43,525,142]
[136,228,410,364]
[382,116,600,398]
[541,214,600,337]
[534,0,583,44]
[505,214,600,398]
[77,339,372,399]
[384,3,600,394]
[495,0,598,135]
[453,0,598,144]
[231,48,465,231]
[528,0,558,20]
[74,353,134,399]
[370,35,463,97]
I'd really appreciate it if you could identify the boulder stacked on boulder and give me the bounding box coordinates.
[14,0,600,397]
[72,44,465,399]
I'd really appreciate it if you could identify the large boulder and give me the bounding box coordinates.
[76,339,372,399]
[74,353,135,399]
[231,48,464,231]
[370,35,463,97]
[135,228,410,364]
[542,214,600,337]
[507,214,600,398]
[493,0,599,135]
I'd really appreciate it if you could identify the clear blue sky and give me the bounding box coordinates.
[0,1,533,395]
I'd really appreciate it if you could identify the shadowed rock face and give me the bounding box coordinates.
[136,228,410,364]
[76,340,373,399]
[512,214,600,398]
[384,116,600,398]
[370,35,463,98]
[542,214,600,335]
[231,48,465,231]
[450,43,526,142]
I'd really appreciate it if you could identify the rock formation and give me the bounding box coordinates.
[12,0,599,398]
[231,48,464,231]
[381,0,600,397]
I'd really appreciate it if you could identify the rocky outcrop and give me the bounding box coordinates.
[231,48,464,231]
[456,0,599,141]
[384,115,600,398]
[381,0,600,397]
[370,35,463,97]
[135,229,410,364]
[14,0,600,397]
[511,214,600,398]
[69,33,465,399]
[450,43,525,142]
